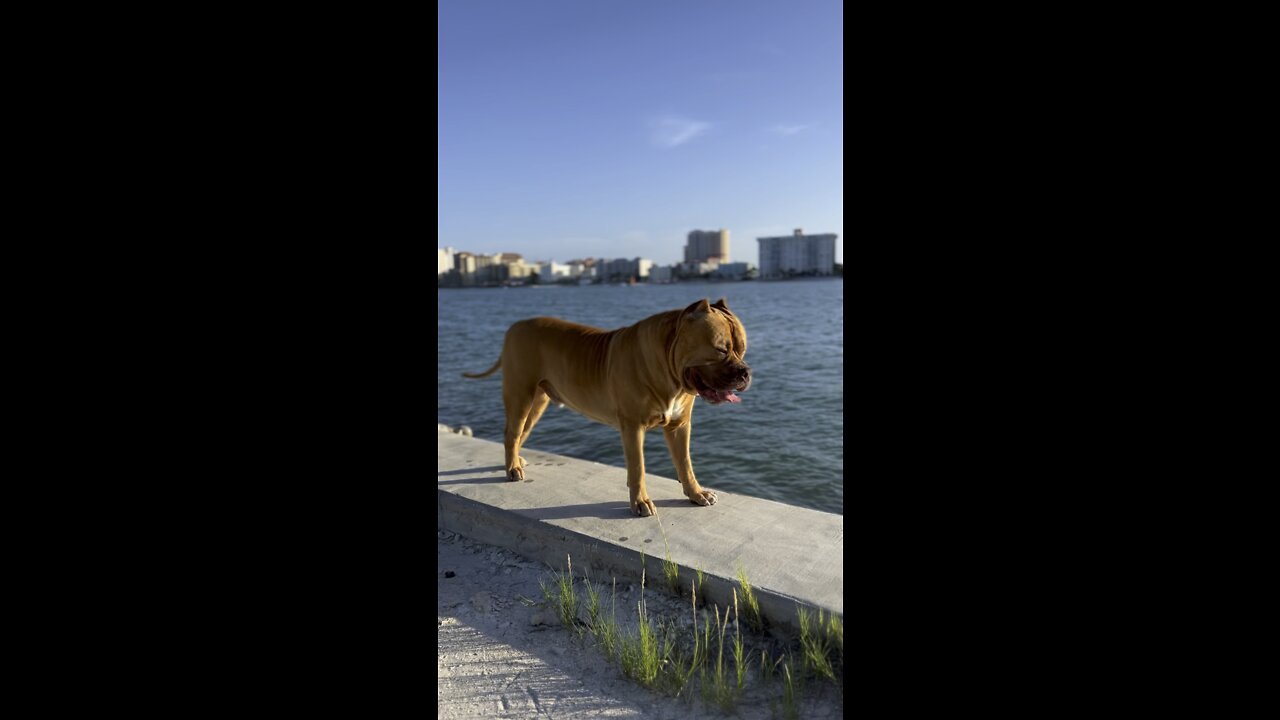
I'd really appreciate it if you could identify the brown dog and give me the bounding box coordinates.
[462,298,751,517]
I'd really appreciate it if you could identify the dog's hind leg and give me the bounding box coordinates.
[503,384,538,481]
[515,388,551,470]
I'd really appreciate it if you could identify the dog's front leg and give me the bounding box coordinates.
[620,423,656,517]
[662,422,718,507]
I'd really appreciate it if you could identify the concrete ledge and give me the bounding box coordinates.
[438,430,843,631]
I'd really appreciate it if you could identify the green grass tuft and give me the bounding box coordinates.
[617,565,697,695]
[534,550,841,714]
[539,554,580,633]
[828,612,844,673]
[658,525,682,595]
[732,589,747,692]
[736,566,764,633]
[697,603,740,712]
[781,655,800,720]
[583,576,602,625]
[663,557,680,595]
[619,596,662,685]
[584,575,623,659]
[759,648,776,685]
[798,606,836,683]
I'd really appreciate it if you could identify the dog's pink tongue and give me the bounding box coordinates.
[724,391,740,404]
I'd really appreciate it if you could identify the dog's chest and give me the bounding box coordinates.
[646,396,688,429]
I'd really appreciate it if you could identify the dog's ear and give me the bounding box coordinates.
[682,298,711,317]
[711,298,746,354]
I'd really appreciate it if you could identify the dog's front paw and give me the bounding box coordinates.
[507,466,525,482]
[687,489,718,506]
[631,497,657,517]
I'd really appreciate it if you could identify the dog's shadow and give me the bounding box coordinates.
[514,498,701,520]
[513,502,634,520]
[438,468,713,518]
[438,465,508,484]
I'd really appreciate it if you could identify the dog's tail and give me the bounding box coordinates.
[462,358,502,379]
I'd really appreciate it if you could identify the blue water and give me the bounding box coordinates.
[437,280,843,515]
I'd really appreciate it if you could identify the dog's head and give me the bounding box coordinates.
[672,298,751,405]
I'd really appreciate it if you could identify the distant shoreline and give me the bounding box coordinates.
[438,276,844,290]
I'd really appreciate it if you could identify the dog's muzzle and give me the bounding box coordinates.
[687,363,751,404]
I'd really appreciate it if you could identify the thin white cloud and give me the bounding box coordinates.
[651,116,711,148]
[771,123,814,136]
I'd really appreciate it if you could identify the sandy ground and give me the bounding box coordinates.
[437,529,842,719]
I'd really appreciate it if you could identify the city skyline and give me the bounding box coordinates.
[438,0,843,267]
[441,227,837,287]
[438,226,840,268]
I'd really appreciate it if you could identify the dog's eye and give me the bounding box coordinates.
[718,348,729,355]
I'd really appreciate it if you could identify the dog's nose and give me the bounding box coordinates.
[734,365,751,384]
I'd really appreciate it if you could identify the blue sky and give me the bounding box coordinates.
[438,0,843,266]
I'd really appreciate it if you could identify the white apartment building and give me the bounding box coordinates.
[757,229,838,279]
[540,262,571,280]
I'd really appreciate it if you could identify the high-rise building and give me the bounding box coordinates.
[684,229,730,264]
[438,247,456,276]
[601,257,653,282]
[756,229,838,279]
